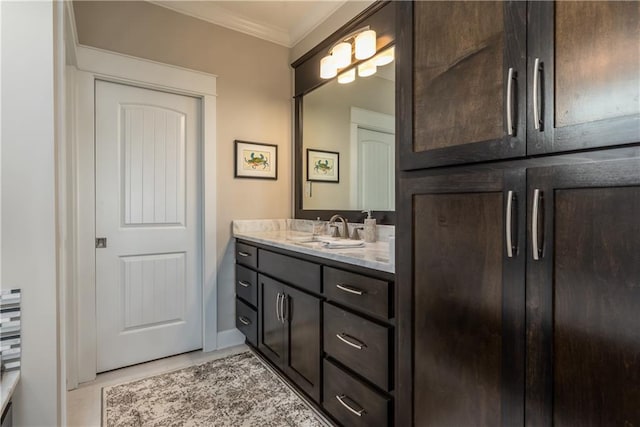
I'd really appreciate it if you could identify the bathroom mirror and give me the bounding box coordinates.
[292,2,395,224]
[302,61,395,212]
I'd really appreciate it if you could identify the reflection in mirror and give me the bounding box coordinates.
[302,57,394,212]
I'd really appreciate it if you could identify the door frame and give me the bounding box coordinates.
[66,35,218,384]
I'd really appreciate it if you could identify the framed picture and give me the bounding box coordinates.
[307,149,340,183]
[234,140,278,180]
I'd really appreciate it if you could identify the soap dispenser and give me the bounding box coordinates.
[362,210,377,243]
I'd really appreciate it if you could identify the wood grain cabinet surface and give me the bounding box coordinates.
[399,1,640,170]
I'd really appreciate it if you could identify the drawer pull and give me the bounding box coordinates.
[238,280,251,288]
[238,251,251,257]
[336,394,365,417]
[336,284,364,296]
[238,316,251,326]
[336,333,366,350]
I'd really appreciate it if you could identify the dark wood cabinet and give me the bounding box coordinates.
[258,274,322,403]
[528,2,640,155]
[397,169,526,427]
[399,1,527,170]
[400,1,640,171]
[525,159,640,426]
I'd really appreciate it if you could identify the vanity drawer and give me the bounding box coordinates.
[323,358,390,427]
[236,241,258,269]
[324,267,391,319]
[235,264,257,307]
[258,249,321,294]
[236,298,257,347]
[324,302,391,391]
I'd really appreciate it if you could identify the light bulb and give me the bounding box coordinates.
[338,68,356,84]
[320,55,337,79]
[331,42,352,68]
[355,30,376,60]
[374,46,395,66]
[358,59,377,77]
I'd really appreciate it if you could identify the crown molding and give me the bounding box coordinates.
[149,1,292,47]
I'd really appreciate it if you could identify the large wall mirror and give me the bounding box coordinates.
[293,2,396,224]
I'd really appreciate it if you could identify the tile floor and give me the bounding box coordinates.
[66,344,248,426]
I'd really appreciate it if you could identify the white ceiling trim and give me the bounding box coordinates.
[150,1,292,47]
[289,1,348,47]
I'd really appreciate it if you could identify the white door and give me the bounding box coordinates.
[95,81,202,372]
[358,128,395,211]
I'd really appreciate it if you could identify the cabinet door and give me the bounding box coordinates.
[398,1,527,170]
[258,274,285,369]
[526,158,640,426]
[528,2,640,155]
[283,285,321,403]
[396,169,526,426]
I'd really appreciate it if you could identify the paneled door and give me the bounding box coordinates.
[526,158,640,426]
[95,81,202,372]
[258,275,286,369]
[527,2,640,154]
[398,1,527,170]
[397,169,526,426]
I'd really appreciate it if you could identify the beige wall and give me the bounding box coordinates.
[73,1,292,332]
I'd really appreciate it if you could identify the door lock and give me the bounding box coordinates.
[96,237,107,248]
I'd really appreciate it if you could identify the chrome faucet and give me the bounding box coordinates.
[328,214,349,239]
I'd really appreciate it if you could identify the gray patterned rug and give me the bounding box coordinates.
[102,351,326,426]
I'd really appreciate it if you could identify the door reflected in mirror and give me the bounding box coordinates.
[302,58,394,211]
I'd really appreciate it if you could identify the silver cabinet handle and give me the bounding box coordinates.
[336,333,366,350]
[335,394,365,417]
[506,67,515,136]
[532,189,543,260]
[506,190,515,258]
[238,280,251,288]
[238,316,251,326]
[280,294,287,324]
[336,284,364,296]
[238,251,251,257]
[275,293,282,322]
[533,57,541,130]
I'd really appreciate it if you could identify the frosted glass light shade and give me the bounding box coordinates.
[355,30,376,60]
[331,42,352,68]
[338,68,356,84]
[320,55,337,79]
[374,46,395,66]
[358,59,377,77]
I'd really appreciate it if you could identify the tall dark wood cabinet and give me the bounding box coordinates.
[397,1,640,426]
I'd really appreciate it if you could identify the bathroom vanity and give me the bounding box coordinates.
[233,221,395,427]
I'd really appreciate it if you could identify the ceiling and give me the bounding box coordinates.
[150,1,349,48]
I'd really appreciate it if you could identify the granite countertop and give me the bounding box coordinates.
[1,370,20,414]
[233,225,395,274]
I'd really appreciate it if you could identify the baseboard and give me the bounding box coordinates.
[216,328,245,350]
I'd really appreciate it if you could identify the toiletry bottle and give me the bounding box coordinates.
[313,217,324,236]
[362,210,376,243]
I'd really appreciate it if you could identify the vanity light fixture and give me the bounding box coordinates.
[374,46,395,66]
[358,58,377,77]
[320,26,377,81]
[338,68,356,84]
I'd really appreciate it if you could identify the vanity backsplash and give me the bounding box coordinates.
[233,219,395,242]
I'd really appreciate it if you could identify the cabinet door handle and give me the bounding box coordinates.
[336,284,364,296]
[238,316,251,326]
[238,251,251,257]
[533,57,542,130]
[336,333,366,350]
[275,293,282,321]
[532,189,543,260]
[506,67,515,136]
[335,394,365,417]
[506,190,516,258]
[280,294,287,324]
[238,280,251,288]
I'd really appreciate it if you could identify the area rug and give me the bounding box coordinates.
[102,351,326,426]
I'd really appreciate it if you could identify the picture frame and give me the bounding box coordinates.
[307,149,340,183]
[234,140,278,180]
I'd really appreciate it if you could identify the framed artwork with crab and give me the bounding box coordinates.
[307,149,339,183]
[234,140,278,180]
